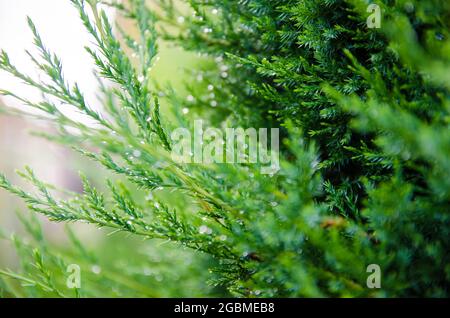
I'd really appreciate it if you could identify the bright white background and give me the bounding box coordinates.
[0,0,114,113]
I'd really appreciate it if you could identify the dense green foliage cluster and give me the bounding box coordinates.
[0,0,449,297]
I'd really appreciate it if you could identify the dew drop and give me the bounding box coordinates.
[404,2,415,13]
[133,150,142,158]
[91,265,102,275]
[436,33,444,41]
[203,27,213,34]
[199,225,212,235]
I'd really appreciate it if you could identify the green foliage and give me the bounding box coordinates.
[0,0,449,297]
[0,211,218,297]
